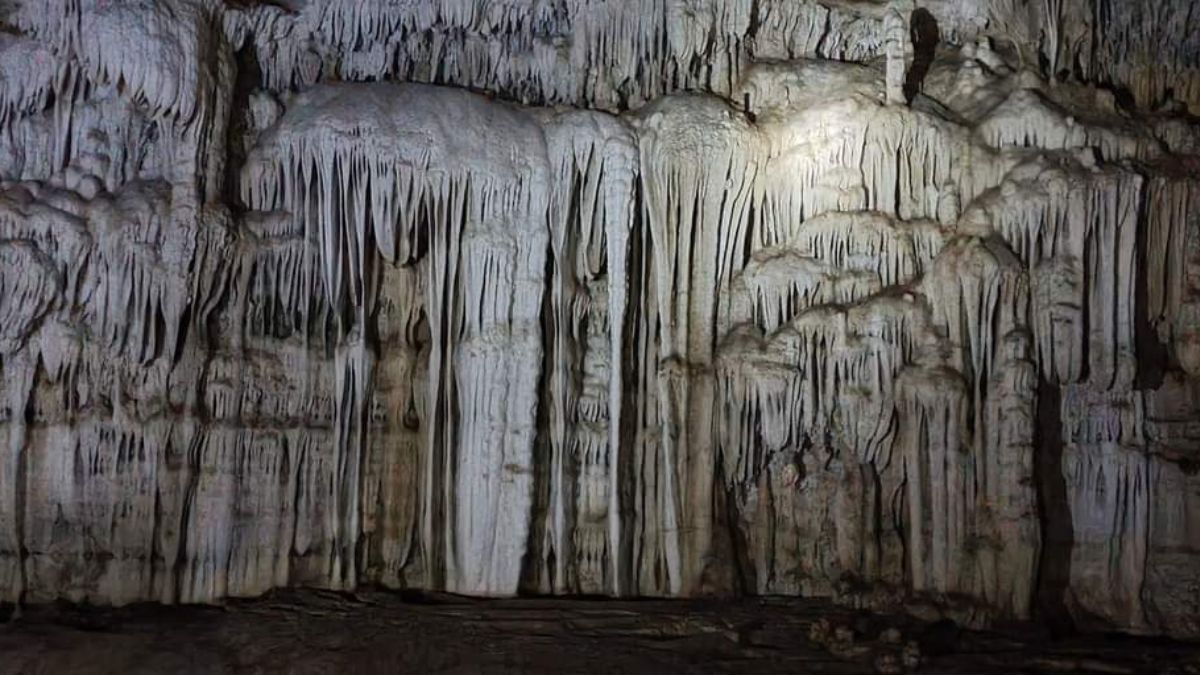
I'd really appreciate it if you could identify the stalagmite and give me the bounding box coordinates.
[0,0,1198,644]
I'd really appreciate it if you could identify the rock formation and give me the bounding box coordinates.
[1,0,1198,641]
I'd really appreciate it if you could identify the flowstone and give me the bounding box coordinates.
[1,0,1199,640]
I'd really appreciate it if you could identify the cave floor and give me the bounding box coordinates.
[2,590,1199,674]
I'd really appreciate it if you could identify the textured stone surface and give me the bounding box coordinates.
[0,0,1199,641]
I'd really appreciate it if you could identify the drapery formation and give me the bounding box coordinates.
[1,0,1199,640]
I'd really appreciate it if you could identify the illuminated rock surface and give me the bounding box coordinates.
[1,0,1199,642]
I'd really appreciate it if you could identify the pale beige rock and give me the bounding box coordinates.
[0,0,1198,642]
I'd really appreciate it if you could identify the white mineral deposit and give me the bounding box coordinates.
[0,0,1198,653]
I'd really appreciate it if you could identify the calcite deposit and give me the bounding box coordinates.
[1,0,1198,641]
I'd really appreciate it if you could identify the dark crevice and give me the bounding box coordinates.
[904,9,939,103]
[1034,378,1075,638]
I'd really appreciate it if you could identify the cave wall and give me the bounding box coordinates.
[1,0,1199,640]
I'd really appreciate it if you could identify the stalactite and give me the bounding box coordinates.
[538,110,637,595]
[1144,173,1200,376]
[242,82,550,595]
[973,155,1143,389]
[637,94,757,595]
[977,89,1162,161]
[922,235,1039,618]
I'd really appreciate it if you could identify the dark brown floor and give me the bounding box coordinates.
[2,590,1199,674]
